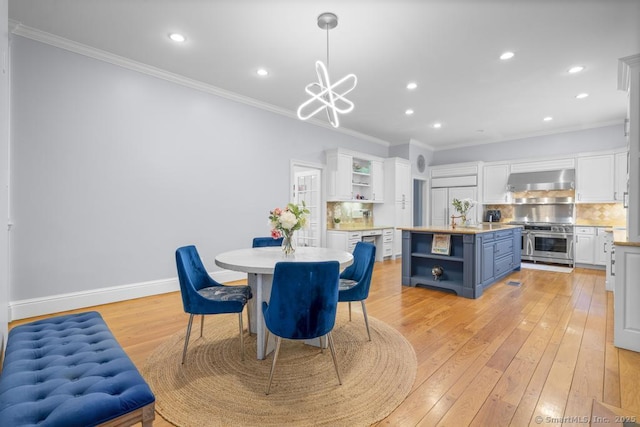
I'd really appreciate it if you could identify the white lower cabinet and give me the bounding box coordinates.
[575,228,595,264]
[383,228,394,259]
[614,244,640,352]
[326,229,394,261]
[605,231,616,291]
[574,226,607,267]
[326,230,361,253]
[594,227,608,266]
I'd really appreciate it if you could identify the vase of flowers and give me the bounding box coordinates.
[452,198,476,226]
[269,201,310,256]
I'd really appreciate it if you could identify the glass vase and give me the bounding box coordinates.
[282,232,295,256]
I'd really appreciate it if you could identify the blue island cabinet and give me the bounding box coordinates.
[401,226,521,299]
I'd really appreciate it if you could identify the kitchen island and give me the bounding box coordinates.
[400,224,522,298]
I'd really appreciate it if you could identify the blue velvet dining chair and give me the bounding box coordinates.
[252,236,284,248]
[338,241,376,341]
[176,245,253,363]
[262,261,341,395]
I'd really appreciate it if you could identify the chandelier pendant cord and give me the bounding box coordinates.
[325,25,330,69]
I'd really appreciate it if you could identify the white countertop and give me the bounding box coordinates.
[329,225,393,232]
[214,246,354,274]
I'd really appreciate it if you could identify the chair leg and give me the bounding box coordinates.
[181,314,195,364]
[264,328,270,358]
[327,332,342,385]
[361,300,372,341]
[246,304,252,335]
[200,314,205,337]
[265,336,282,395]
[238,312,245,361]
[348,302,352,321]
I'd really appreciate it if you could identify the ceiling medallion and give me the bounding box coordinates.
[297,12,357,128]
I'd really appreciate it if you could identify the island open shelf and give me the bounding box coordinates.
[400,225,522,299]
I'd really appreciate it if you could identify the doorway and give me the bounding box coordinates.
[413,178,428,226]
[290,161,324,248]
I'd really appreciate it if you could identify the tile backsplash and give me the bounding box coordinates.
[484,204,514,222]
[327,201,374,228]
[575,203,626,226]
[483,202,626,227]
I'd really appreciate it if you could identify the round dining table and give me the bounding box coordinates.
[215,246,354,359]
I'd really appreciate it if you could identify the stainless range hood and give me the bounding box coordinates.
[506,169,575,192]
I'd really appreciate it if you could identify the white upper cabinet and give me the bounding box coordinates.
[615,150,628,202]
[326,149,385,203]
[576,153,615,202]
[482,163,511,204]
[326,151,353,201]
[371,160,385,202]
[394,159,412,202]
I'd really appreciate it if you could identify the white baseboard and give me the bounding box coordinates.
[9,270,247,321]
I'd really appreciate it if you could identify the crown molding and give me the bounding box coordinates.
[618,54,640,91]
[408,138,436,151]
[435,120,623,152]
[8,19,20,34]
[10,22,390,148]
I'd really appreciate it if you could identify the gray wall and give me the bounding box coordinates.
[9,36,388,304]
[1,0,9,341]
[432,124,627,165]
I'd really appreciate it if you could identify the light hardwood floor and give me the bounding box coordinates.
[10,260,640,426]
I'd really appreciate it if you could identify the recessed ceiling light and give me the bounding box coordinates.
[432,123,442,129]
[543,116,553,122]
[576,93,589,99]
[406,82,417,90]
[500,51,515,60]
[168,33,186,43]
[256,68,269,77]
[568,65,585,74]
[405,109,414,115]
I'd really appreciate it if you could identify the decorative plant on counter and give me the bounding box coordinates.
[451,198,477,225]
[269,201,310,255]
[333,217,341,229]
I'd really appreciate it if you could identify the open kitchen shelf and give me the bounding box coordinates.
[409,233,465,291]
[411,258,464,285]
[411,232,465,259]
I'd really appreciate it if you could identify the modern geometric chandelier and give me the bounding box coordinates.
[297,12,357,128]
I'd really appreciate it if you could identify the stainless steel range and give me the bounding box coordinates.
[509,196,575,266]
[515,223,574,266]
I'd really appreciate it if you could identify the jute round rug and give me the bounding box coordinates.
[142,308,416,426]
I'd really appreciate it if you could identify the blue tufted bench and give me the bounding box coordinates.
[0,311,155,426]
